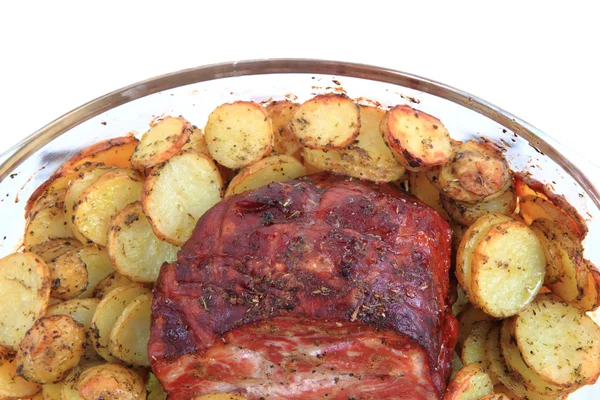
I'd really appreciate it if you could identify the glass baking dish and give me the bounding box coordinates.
[0,59,598,399]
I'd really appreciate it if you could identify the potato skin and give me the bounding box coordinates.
[16,315,86,384]
[77,363,146,400]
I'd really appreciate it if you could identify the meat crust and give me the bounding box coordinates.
[149,173,458,399]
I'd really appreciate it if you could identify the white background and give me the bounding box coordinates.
[0,1,599,169]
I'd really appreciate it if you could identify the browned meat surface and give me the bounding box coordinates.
[149,173,458,399]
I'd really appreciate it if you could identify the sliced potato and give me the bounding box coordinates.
[440,185,516,227]
[143,151,223,246]
[92,272,135,299]
[573,260,600,311]
[204,101,273,169]
[499,318,566,395]
[457,303,496,348]
[225,154,307,196]
[443,364,493,400]
[48,249,89,299]
[59,136,139,175]
[42,382,63,400]
[65,165,116,244]
[520,195,586,241]
[478,394,512,400]
[130,116,193,169]
[181,127,210,156]
[77,363,146,400]
[514,298,600,387]
[456,213,513,296]
[290,93,360,149]
[108,292,152,366]
[408,171,449,220]
[461,320,495,367]
[60,362,104,400]
[73,168,143,246]
[107,202,179,283]
[0,355,41,399]
[266,100,302,157]
[24,189,75,249]
[381,105,453,171]
[302,106,406,182]
[470,221,545,317]
[90,284,151,362]
[77,245,115,299]
[0,252,51,349]
[429,141,512,204]
[28,238,83,264]
[16,315,86,383]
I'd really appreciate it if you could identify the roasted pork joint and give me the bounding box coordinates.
[149,173,458,399]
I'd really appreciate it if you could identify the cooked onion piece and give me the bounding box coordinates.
[290,93,360,149]
[381,105,453,171]
[204,101,273,169]
[143,151,223,246]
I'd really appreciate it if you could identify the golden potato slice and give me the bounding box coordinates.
[130,116,193,170]
[443,364,493,400]
[65,165,116,244]
[225,154,307,196]
[0,355,41,399]
[457,303,496,348]
[92,272,135,299]
[266,100,302,156]
[302,106,406,182]
[108,292,152,366]
[461,320,495,367]
[90,284,150,362]
[204,101,273,169]
[290,93,360,149]
[76,245,115,299]
[470,221,545,317]
[520,195,586,241]
[441,185,516,227]
[16,315,86,383]
[107,202,179,283]
[408,171,449,220]
[59,136,139,175]
[143,151,223,246]
[429,141,512,204]
[77,363,146,400]
[181,127,210,156]
[573,260,600,311]
[48,249,88,299]
[381,105,453,171]
[0,252,51,349]
[514,299,600,388]
[73,168,143,246]
[456,213,513,296]
[42,382,63,400]
[24,189,75,249]
[499,318,566,395]
[28,238,83,264]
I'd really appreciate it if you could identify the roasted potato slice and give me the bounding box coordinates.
[302,106,406,182]
[143,151,223,246]
[225,154,307,196]
[28,238,82,264]
[0,252,51,349]
[0,355,41,399]
[131,116,193,170]
[443,364,493,400]
[108,292,152,366]
[381,105,453,171]
[470,220,546,317]
[181,127,210,156]
[92,272,135,299]
[290,93,360,149]
[440,185,516,227]
[574,260,600,311]
[73,168,143,246]
[42,382,63,400]
[59,136,139,175]
[16,315,86,383]
[77,363,146,400]
[24,189,75,249]
[266,100,302,157]
[514,298,600,388]
[456,213,513,297]
[204,101,273,169]
[457,303,496,348]
[408,171,449,220]
[49,248,91,299]
[76,245,115,299]
[478,394,512,400]
[90,284,150,362]
[461,320,495,367]
[107,202,179,283]
[428,141,512,204]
